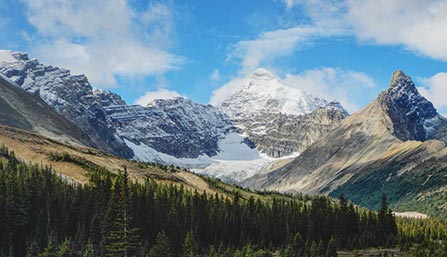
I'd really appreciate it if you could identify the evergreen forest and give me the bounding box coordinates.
[1,145,446,256]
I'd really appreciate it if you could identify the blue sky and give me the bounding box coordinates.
[1,0,446,114]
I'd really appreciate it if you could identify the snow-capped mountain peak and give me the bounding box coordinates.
[219,68,329,118]
[211,68,349,158]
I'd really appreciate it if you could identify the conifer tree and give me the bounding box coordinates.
[26,241,39,257]
[182,230,199,257]
[82,240,95,257]
[284,233,305,257]
[105,170,141,257]
[57,239,73,257]
[378,193,397,246]
[39,236,58,257]
[309,241,318,257]
[148,231,172,257]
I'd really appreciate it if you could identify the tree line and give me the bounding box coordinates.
[1,144,400,256]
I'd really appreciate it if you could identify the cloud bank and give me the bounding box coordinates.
[229,0,447,74]
[23,0,183,88]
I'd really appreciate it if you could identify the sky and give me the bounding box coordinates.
[1,0,446,114]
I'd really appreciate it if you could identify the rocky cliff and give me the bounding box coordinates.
[104,97,232,159]
[0,50,133,158]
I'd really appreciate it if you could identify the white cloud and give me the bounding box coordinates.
[22,0,183,88]
[288,0,447,61]
[211,69,221,81]
[209,77,246,106]
[346,0,447,62]
[282,68,376,112]
[231,0,447,73]
[283,0,296,9]
[135,88,185,106]
[140,2,174,47]
[228,1,348,73]
[418,72,447,116]
[228,26,340,74]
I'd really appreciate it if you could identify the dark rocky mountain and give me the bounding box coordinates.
[93,89,127,106]
[104,97,232,159]
[235,102,348,157]
[0,51,133,158]
[384,70,440,141]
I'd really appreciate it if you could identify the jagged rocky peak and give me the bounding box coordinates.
[93,89,126,106]
[324,101,350,116]
[147,96,191,107]
[220,68,330,117]
[390,69,408,87]
[380,70,440,142]
[0,50,133,158]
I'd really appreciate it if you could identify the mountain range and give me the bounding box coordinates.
[0,50,346,182]
[1,50,446,217]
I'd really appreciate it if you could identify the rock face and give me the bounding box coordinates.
[0,73,93,146]
[0,50,133,158]
[93,89,127,107]
[104,98,232,158]
[246,70,447,216]
[383,70,439,141]
[216,68,349,157]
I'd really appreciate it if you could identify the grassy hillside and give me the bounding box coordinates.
[0,124,304,204]
[0,125,227,195]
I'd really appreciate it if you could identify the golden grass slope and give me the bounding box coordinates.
[0,125,219,194]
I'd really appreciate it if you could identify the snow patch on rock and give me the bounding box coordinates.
[213,133,260,161]
[124,139,215,168]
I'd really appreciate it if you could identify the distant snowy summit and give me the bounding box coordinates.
[213,67,333,117]
[212,68,348,158]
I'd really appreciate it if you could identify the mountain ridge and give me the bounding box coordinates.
[0,73,94,147]
[0,50,133,158]
[0,50,349,184]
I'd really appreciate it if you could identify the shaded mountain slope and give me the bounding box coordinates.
[0,50,132,157]
[0,124,221,195]
[0,74,94,147]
